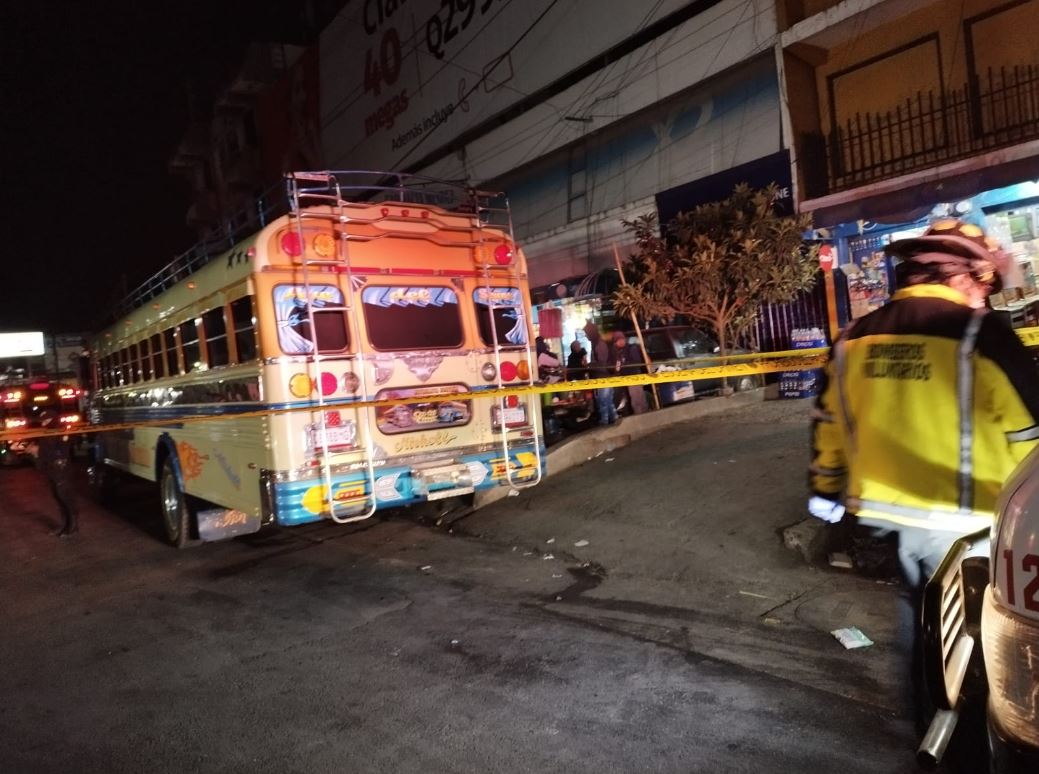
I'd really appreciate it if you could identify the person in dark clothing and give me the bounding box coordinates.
[611,330,649,414]
[584,322,618,426]
[566,340,588,379]
[32,409,78,536]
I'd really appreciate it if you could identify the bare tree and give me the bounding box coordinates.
[614,183,819,358]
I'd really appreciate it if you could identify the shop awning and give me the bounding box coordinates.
[573,268,619,299]
[804,148,1039,227]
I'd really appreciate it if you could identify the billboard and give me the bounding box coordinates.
[319,0,745,172]
[0,331,45,358]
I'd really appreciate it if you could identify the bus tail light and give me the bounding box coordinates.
[318,372,338,396]
[480,362,497,382]
[280,231,303,257]
[494,244,513,264]
[312,232,336,257]
[5,418,26,429]
[60,414,80,424]
[516,360,530,380]
[342,372,360,393]
[500,361,517,382]
[289,373,313,398]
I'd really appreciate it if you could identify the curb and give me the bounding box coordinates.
[474,389,765,510]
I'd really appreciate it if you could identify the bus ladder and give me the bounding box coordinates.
[286,172,379,524]
[475,192,543,491]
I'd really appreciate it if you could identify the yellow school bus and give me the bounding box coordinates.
[89,171,543,546]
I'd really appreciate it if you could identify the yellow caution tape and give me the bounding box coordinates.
[0,348,829,443]
[9,324,1039,443]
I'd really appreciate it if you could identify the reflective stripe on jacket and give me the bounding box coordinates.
[810,284,1039,532]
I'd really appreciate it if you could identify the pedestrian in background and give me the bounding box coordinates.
[807,219,1039,726]
[31,409,79,537]
[566,340,588,379]
[585,322,619,426]
[611,330,648,414]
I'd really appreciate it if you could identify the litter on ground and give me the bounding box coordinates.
[831,627,874,649]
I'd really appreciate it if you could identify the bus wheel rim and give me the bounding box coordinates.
[161,469,181,539]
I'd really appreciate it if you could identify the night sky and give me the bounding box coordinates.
[3,2,332,335]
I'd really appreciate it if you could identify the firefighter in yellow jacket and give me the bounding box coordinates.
[810,219,1039,735]
[809,219,1039,589]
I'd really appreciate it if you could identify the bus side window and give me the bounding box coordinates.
[150,333,165,379]
[119,348,131,386]
[163,328,179,376]
[129,342,141,384]
[203,307,230,368]
[180,320,202,372]
[141,338,154,381]
[230,296,257,363]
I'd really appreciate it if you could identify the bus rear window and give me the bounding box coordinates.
[473,287,527,347]
[273,284,349,354]
[362,286,463,351]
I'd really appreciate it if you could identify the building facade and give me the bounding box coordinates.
[776,0,1039,325]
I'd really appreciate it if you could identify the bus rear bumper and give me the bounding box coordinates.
[271,444,545,526]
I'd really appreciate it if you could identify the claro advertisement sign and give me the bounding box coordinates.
[319,0,711,171]
[0,332,45,358]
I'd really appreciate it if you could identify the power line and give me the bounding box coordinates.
[457,1,771,176]
[390,0,563,170]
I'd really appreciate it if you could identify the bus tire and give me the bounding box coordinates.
[159,456,194,549]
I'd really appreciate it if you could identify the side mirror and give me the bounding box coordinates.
[713,346,720,354]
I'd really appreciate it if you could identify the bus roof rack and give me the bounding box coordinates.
[113,171,511,321]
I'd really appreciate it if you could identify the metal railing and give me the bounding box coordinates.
[803,64,1039,197]
[116,183,289,317]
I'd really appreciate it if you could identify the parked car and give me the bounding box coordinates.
[634,326,758,404]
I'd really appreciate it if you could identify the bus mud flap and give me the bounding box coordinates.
[197,507,263,542]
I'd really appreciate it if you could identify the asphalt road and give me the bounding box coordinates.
[0,400,921,774]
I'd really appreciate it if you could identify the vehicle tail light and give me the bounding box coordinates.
[342,372,360,393]
[318,372,338,396]
[324,411,341,427]
[60,414,80,424]
[480,362,497,382]
[500,361,517,382]
[516,360,530,380]
[494,244,513,265]
[312,232,336,257]
[280,231,303,257]
[981,586,1039,748]
[289,373,313,398]
[506,395,519,409]
[5,418,26,429]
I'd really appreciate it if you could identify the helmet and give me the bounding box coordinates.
[886,219,1009,291]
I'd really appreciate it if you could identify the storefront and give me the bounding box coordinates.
[823,180,1039,329]
[531,270,623,367]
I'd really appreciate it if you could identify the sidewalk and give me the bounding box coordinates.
[462,395,911,715]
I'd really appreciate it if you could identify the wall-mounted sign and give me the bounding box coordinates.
[0,331,45,358]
